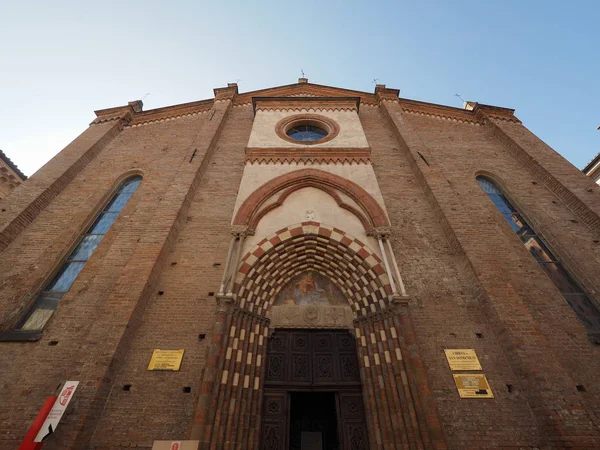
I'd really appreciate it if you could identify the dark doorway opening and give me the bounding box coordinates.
[261,330,368,450]
[289,392,340,450]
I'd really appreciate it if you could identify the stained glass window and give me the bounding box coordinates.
[17,176,142,331]
[476,176,600,333]
[286,124,328,142]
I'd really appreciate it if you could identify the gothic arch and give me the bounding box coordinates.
[233,222,392,318]
[193,222,445,450]
[232,169,389,233]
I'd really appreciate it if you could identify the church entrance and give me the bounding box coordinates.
[260,330,369,450]
[289,392,339,450]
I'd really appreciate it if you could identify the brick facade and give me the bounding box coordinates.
[0,80,599,450]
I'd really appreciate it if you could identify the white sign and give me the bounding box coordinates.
[34,381,79,442]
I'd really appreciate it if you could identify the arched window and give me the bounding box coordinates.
[16,175,142,332]
[476,176,600,334]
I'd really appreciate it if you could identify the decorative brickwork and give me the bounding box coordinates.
[234,222,391,316]
[233,169,389,233]
[1,80,600,450]
[197,222,445,450]
[245,147,371,164]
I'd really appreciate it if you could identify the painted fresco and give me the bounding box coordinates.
[274,271,347,306]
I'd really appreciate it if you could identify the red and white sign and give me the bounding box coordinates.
[34,381,79,443]
[170,442,181,450]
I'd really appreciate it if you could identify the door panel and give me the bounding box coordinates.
[261,392,288,450]
[265,329,361,387]
[262,330,368,450]
[339,392,369,450]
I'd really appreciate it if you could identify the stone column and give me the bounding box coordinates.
[227,226,253,296]
[371,226,409,298]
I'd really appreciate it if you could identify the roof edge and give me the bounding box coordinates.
[0,149,27,180]
[583,152,600,174]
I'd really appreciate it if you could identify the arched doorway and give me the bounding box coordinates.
[262,328,367,450]
[190,223,446,450]
[261,271,367,450]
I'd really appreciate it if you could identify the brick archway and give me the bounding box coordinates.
[233,222,392,317]
[195,222,446,450]
[232,169,390,233]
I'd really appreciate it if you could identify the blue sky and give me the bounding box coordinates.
[1,0,598,176]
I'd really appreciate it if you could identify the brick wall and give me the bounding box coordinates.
[0,84,599,450]
[371,100,600,447]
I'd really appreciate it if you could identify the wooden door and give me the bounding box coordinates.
[338,392,369,450]
[260,330,367,450]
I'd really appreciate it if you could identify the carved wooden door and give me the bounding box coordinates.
[260,330,368,450]
[261,392,288,450]
[338,392,369,450]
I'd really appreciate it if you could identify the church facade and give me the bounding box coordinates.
[1,79,600,450]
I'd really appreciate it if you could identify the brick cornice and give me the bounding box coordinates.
[214,83,239,101]
[399,99,481,124]
[473,103,521,123]
[235,83,379,106]
[245,147,371,164]
[374,84,400,103]
[92,105,135,126]
[253,96,360,113]
[92,82,521,130]
[128,99,214,126]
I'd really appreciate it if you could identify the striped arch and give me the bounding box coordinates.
[233,222,393,318]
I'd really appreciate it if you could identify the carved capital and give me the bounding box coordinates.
[231,225,254,239]
[215,294,235,315]
[369,226,392,239]
[390,294,411,309]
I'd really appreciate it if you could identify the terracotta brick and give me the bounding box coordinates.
[0,81,599,450]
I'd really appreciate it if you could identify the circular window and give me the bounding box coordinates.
[275,114,340,145]
[286,124,328,142]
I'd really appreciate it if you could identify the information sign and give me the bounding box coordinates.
[453,374,494,398]
[444,349,482,371]
[147,349,185,371]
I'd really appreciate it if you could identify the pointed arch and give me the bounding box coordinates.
[233,169,389,233]
[233,222,392,318]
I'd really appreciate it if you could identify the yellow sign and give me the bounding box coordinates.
[444,349,482,371]
[453,374,494,398]
[147,349,185,371]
